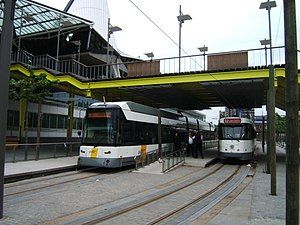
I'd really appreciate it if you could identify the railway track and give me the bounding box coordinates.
[5,170,100,197]
[4,167,132,199]
[37,163,254,225]
[148,165,252,225]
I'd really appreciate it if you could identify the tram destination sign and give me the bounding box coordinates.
[88,112,112,118]
[224,118,241,124]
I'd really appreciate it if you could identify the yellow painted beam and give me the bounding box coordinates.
[9,64,300,92]
[10,64,89,90]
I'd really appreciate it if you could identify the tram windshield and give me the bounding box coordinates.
[219,124,254,140]
[83,109,118,145]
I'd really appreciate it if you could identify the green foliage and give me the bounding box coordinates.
[9,71,59,101]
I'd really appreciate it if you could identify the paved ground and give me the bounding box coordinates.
[207,147,287,225]
[1,144,297,224]
[4,156,78,176]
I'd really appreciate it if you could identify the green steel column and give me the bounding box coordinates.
[0,0,15,218]
[284,0,299,224]
[66,93,74,155]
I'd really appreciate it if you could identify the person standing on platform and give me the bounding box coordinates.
[199,132,204,159]
[193,131,204,159]
[173,131,181,152]
[187,131,194,157]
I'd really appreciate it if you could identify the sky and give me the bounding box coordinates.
[35,0,298,123]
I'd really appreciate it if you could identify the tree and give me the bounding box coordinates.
[9,71,58,160]
[275,113,286,145]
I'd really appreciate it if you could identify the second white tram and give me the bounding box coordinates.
[78,101,215,168]
[218,117,256,161]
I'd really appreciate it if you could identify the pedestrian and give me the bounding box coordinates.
[187,131,193,157]
[173,131,181,151]
[193,131,204,159]
[199,132,204,159]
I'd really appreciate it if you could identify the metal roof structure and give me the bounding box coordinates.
[10,63,300,110]
[0,0,93,38]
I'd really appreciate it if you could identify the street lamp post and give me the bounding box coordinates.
[106,18,122,79]
[259,0,277,196]
[177,5,192,73]
[198,45,208,71]
[260,38,270,66]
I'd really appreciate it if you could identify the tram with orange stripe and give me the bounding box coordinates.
[78,101,214,168]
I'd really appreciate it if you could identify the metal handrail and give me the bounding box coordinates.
[5,141,80,147]
[134,149,160,170]
[162,148,186,173]
[5,141,81,162]
[11,46,299,81]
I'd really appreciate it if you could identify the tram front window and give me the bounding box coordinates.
[219,125,252,140]
[83,109,118,145]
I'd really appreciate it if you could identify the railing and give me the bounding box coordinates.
[203,140,218,150]
[134,149,160,170]
[11,46,300,81]
[5,142,80,163]
[134,140,218,172]
[34,54,58,71]
[162,148,186,173]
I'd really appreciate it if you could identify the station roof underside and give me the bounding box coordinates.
[0,0,93,38]
[10,63,300,111]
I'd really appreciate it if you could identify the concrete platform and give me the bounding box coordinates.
[133,161,165,175]
[4,156,78,177]
[184,156,215,168]
[2,145,297,225]
[133,153,217,175]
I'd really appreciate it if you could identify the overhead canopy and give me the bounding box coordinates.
[10,63,300,111]
[0,0,93,38]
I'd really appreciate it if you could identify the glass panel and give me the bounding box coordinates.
[57,115,66,129]
[49,114,57,129]
[42,114,50,128]
[219,124,253,140]
[83,109,117,145]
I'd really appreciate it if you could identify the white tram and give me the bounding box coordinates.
[78,101,214,168]
[218,117,256,161]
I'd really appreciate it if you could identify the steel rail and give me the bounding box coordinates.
[4,168,100,197]
[148,165,250,225]
[75,164,226,225]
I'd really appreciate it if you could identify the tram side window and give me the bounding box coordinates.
[132,122,158,145]
[121,120,134,145]
[162,126,172,143]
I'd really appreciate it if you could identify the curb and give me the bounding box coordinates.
[4,165,79,183]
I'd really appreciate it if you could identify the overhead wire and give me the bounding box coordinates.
[127,0,235,108]
[274,2,283,46]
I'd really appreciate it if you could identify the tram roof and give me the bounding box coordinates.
[0,0,93,38]
[89,101,183,120]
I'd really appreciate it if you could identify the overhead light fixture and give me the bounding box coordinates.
[259,1,277,9]
[260,38,271,46]
[144,52,154,60]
